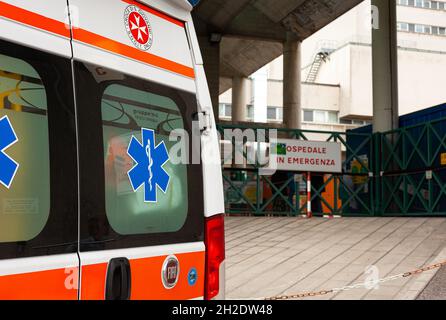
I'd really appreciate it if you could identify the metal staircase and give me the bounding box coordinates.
[305,41,337,83]
[306,50,332,83]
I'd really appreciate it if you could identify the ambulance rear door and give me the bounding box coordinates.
[69,0,206,300]
[0,0,79,299]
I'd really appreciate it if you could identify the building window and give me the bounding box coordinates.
[401,22,446,36]
[397,22,409,32]
[302,109,339,124]
[415,24,425,33]
[340,119,371,126]
[219,103,232,118]
[267,107,276,120]
[399,0,446,10]
[303,110,314,122]
[327,111,338,124]
[314,110,326,123]
[267,106,283,121]
[247,105,254,120]
[415,0,425,8]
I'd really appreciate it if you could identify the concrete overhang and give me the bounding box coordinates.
[193,0,363,93]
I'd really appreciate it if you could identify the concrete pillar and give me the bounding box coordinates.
[372,0,399,133]
[198,36,220,122]
[283,33,302,130]
[231,76,249,122]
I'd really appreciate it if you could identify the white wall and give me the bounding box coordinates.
[220,81,341,113]
[318,43,446,118]
[398,49,446,114]
[302,83,340,111]
[267,56,283,81]
[219,88,232,104]
[252,67,268,122]
[348,45,373,118]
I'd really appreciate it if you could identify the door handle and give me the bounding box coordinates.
[105,257,131,300]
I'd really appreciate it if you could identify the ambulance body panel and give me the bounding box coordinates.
[70,0,196,93]
[0,0,71,57]
[194,64,225,218]
[0,0,225,300]
[80,243,205,300]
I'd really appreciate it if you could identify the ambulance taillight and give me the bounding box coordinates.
[204,214,225,300]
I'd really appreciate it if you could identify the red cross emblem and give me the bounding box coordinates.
[124,5,153,51]
[128,11,149,45]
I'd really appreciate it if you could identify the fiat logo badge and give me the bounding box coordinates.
[162,255,180,289]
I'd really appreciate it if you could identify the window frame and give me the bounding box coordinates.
[219,103,232,119]
[302,109,339,124]
[303,110,314,122]
[74,61,205,252]
[398,22,410,32]
[0,40,78,260]
[399,0,446,9]
[246,105,254,120]
[267,107,277,121]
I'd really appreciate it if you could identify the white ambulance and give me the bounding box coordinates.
[0,0,225,300]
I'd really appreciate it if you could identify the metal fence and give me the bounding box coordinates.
[379,117,446,216]
[219,119,446,217]
[218,124,376,217]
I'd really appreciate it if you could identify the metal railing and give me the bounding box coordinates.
[218,124,376,217]
[219,118,446,217]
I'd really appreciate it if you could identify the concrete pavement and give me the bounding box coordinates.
[417,266,446,300]
[224,216,446,300]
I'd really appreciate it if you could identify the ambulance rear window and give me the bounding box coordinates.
[74,61,203,248]
[102,84,188,235]
[0,53,50,243]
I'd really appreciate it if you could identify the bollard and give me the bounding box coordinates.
[307,172,312,218]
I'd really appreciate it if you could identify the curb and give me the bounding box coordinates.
[395,246,446,300]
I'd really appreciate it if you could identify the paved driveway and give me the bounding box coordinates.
[225,216,446,300]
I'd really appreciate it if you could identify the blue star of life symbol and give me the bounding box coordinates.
[0,115,19,189]
[127,128,170,203]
